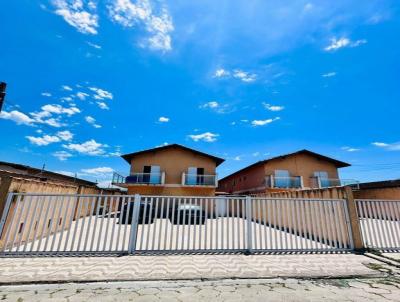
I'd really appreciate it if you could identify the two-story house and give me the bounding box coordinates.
[112,144,225,196]
[218,150,354,195]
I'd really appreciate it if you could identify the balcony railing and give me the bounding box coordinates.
[182,173,218,187]
[112,172,165,185]
[265,175,303,189]
[310,177,360,189]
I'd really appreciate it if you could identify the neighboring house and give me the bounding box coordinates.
[112,144,225,196]
[218,150,355,195]
[0,161,96,187]
[353,179,400,200]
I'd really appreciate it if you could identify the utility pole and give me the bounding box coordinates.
[0,82,6,113]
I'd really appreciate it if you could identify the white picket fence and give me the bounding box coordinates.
[0,193,354,256]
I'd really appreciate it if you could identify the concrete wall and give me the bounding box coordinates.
[354,187,400,200]
[127,186,215,196]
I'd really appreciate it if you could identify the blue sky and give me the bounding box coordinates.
[1,0,399,186]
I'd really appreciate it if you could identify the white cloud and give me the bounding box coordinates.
[53,150,73,161]
[57,130,74,141]
[351,39,367,47]
[81,167,114,174]
[76,91,89,100]
[61,96,73,102]
[372,141,400,151]
[233,69,257,82]
[158,116,169,122]
[322,72,337,78]
[324,37,367,51]
[108,0,174,52]
[40,104,81,116]
[263,103,285,112]
[87,41,101,49]
[212,68,257,83]
[188,132,219,142]
[341,146,360,152]
[201,101,219,109]
[26,130,74,146]
[26,135,61,146]
[324,38,350,51]
[41,92,52,97]
[52,0,99,35]
[213,68,230,78]
[85,115,102,128]
[28,104,80,128]
[200,101,233,114]
[62,85,73,91]
[43,118,64,128]
[251,117,280,126]
[252,152,260,157]
[63,139,107,155]
[233,156,241,161]
[89,87,113,100]
[0,110,35,126]
[96,101,109,110]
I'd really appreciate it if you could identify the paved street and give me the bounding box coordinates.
[1,277,400,301]
[0,254,386,284]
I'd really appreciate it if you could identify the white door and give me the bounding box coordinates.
[187,167,197,185]
[150,165,160,184]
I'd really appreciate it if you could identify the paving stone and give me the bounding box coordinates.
[0,254,389,284]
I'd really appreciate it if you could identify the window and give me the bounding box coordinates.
[274,170,290,188]
[314,171,330,187]
[143,166,151,183]
[142,165,161,183]
[187,167,198,185]
[197,168,205,185]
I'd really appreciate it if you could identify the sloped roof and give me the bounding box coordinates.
[0,161,97,186]
[121,143,225,166]
[219,149,350,181]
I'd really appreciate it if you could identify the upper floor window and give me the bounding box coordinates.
[186,167,205,185]
[274,170,290,188]
[314,171,329,187]
[143,165,161,184]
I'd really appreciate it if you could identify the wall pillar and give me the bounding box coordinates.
[344,186,364,251]
[0,177,12,223]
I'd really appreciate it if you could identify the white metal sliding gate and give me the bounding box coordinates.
[356,199,400,250]
[0,193,354,256]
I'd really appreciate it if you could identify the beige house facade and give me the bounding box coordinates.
[113,144,225,196]
[218,150,352,195]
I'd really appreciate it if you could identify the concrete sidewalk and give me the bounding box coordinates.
[0,254,389,284]
[2,278,400,302]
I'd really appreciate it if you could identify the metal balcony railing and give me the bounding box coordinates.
[112,172,165,185]
[265,175,303,189]
[182,173,218,187]
[310,177,360,189]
